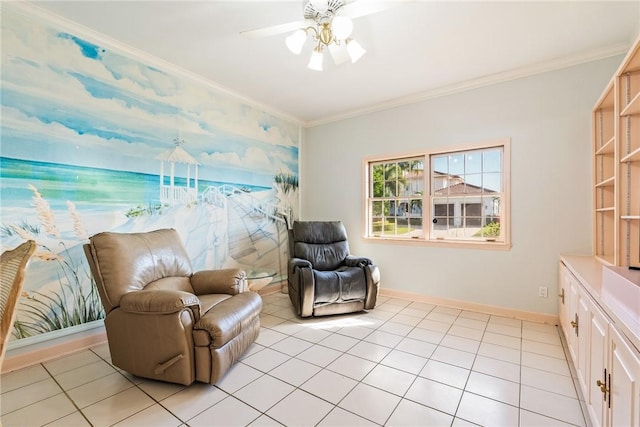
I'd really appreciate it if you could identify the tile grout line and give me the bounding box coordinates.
[39,362,93,426]
[1,294,585,427]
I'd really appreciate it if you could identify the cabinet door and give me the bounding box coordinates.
[608,327,640,427]
[566,273,580,364]
[558,263,571,341]
[577,287,591,392]
[587,302,609,427]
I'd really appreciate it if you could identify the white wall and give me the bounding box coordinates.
[302,56,622,316]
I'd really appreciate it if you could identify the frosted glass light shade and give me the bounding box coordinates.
[332,16,353,40]
[328,42,350,65]
[308,49,324,71]
[286,29,307,55]
[346,39,366,63]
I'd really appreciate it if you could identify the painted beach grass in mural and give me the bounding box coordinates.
[0,5,300,342]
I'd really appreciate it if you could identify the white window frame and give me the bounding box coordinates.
[363,138,511,250]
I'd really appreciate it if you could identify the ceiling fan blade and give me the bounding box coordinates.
[339,0,405,19]
[240,20,308,39]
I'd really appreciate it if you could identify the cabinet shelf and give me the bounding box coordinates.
[620,91,640,116]
[593,35,640,271]
[595,176,615,188]
[596,136,616,155]
[620,146,640,163]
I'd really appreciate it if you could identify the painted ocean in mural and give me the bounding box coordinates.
[1,157,270,212]
[1,5,300,342]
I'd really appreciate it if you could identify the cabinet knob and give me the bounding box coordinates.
[571,320,578,328]
[596,380,609,394]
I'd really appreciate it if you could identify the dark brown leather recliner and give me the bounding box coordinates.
[287,221,380,317]
[84,228,261,386]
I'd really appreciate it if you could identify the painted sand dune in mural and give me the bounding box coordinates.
[4,186,291,341]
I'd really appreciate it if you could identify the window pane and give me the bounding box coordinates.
[383,217,397,235]
[464,174,482,192]
[371,219,383,234]
[410,199,422,216]
[397,218,409,236]
[466,151,482,174]
[432,155,448,174]
[483,172,502,192]
[384,179,396,197]
[396,199,409,217]
[402,160,424,197]
[383,200,392,216]
[483,195,501,216]
[449,154,464,175]
[483,149,502,172]
[410,217,423,237]
[372,200,383,216]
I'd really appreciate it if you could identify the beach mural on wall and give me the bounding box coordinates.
[0,6,300,342]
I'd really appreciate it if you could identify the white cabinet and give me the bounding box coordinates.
[559,266,579,360]
[587,301,609,427]
[608,327,640,427]
[577,286,591,393]
[558,260,640,427]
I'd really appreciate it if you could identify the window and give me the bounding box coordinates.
[369,157,424,238]
[364,139,510,249]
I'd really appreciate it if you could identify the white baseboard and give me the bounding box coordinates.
[2,321,107,374]
[379,288,559,325]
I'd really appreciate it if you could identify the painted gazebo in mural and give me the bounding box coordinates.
[156,137,199,204]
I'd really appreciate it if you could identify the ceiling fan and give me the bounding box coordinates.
[241,0,401,71]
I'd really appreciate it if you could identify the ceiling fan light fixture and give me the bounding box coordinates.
[309,0,329,14]
[286,29,307,55]
[274,0,370,71]
[346,38,366,63]
[308,45,324,71]
[331,15,353,40]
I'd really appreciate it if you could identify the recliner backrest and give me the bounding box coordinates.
[85,228,194,313]
[292,221,350,271]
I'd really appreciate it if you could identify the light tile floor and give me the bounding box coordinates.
[0,293,589,427]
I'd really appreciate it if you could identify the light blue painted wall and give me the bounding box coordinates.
[302,56,623,316]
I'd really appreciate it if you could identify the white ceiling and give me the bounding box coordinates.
[25,1,640,126]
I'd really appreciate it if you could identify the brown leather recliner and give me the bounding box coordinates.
[84,228,261,386]
[287,221,380,317]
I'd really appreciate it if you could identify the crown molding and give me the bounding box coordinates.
[305,42,630,128]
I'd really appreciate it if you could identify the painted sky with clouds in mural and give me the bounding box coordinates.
[1,9,300,187]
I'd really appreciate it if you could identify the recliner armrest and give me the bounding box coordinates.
[120,290,200,316]
[344,256,373,268]
[289,257,313,270]
[191,268,247,295]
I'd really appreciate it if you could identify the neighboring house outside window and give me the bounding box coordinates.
[364,138,510,250]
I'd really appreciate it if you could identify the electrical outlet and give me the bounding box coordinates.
[538,286,548,298]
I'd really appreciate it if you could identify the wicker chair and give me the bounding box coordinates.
[0,240,36,368]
